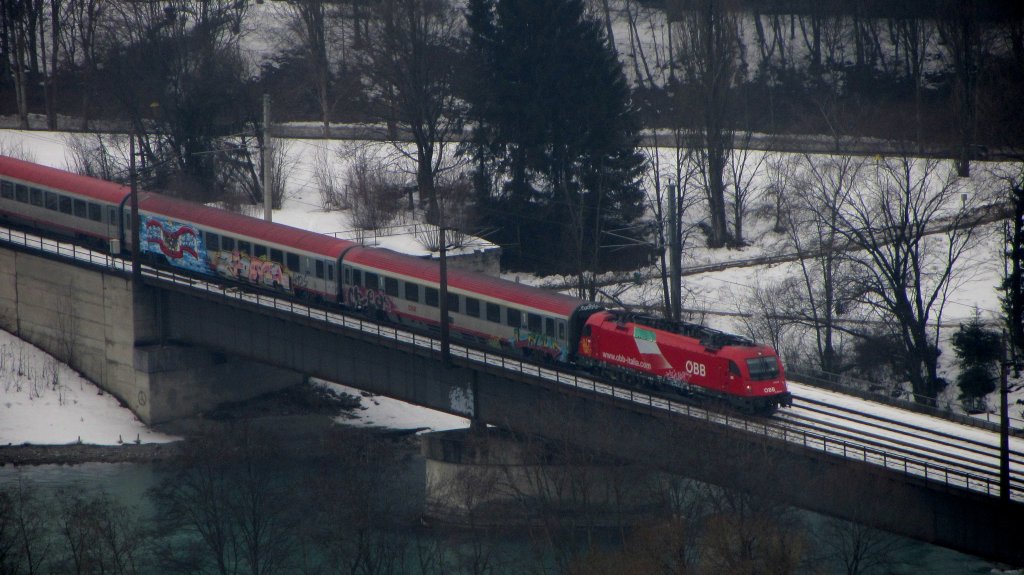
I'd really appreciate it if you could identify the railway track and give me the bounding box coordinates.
[780,382,1024,496]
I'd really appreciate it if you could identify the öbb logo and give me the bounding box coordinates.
[684,360,706,377]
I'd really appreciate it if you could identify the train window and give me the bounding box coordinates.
[364,272,379,289]
[728,361,741,377]
[254,244,267,259]
[108,207,116,224]
[486,303,501,323]
[30,188,43,207]
[238,240,251,255]
[0,181,12,199]
[528,313,542,332]
[425,287,439,307]
[465,297,480,318]
[222,236,235,251]
[352,268,362,286]
[384,277,399,296]
[286,253,299,271]
[545,318,555,337]
[270,248,283,264]
[746,357,779,381]
[405,282,419,302]
[15,184,28,203]
[327,263,334,281]
[447,292,460,313]
[74,199,87,218]
[88,203,101,222]
[558,321,566,340]
[59,196,72,214]
[315,260,324,279]
[206,232,220,251]
[507,309,522,328]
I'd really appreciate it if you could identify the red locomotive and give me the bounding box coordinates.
[0,155,791,413]
[575,311,791,412]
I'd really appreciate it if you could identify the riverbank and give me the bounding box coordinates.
[0,442,181,466]
[0,380,427,467]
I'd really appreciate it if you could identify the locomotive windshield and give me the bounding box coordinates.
[746,357,779,381]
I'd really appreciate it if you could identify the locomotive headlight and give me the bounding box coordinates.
[745,384,752,392]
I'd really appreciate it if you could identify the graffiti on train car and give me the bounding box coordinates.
[211,249,292,290]
[139,215,208,274]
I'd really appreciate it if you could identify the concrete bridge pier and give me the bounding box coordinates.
[421,427,670,528]
[0,246,302,425]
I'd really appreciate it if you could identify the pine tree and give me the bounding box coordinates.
[463,0,648,280]
[951,313,1000,411]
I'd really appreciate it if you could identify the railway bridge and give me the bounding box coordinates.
[0,232,1022,567]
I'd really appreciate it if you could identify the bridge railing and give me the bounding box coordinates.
[1,225,1019,502]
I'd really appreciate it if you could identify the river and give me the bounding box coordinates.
[1,452,1017,575]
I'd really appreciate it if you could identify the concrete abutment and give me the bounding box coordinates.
[421,427,670,527]
[0,246,301,424]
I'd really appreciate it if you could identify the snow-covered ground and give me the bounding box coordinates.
[0,330,177,446]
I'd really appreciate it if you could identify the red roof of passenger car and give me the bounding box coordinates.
[344,246,587,316]
[0,155,130,203]
[137,192,356,258]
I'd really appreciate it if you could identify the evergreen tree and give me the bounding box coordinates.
[951,313,1000,411]
[463,0,648,282]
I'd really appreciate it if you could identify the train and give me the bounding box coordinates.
[0,155,792,412]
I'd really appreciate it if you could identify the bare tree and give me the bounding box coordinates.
[834,155,985,404]
[103,0,255,203]
[298,426,415,574]
[643,136,701,319]
[60,0,106,129]
[150,425,296,575]
[66,133,122,180]
[345,149,409,231]
[0,479,53,575]
[277,0,332,132]
[695,486,804,574]
[2,0,35,128]
[672,0,743,248]
[937,1,983,177]
[893,16,937,152]
[725,139,769,246]
[356,0,465,224]
[783,153,865,375]
[54,489,147,575]
[735,277,794,360]
[312,146,344,211]
[813,517,906,575]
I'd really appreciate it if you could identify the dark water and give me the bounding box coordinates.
[0,461,1017,575]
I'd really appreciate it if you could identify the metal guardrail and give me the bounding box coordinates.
[0,225,1019,502]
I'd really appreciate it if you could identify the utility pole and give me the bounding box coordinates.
[263,94,273,222]
[129,133,141,285]
[668,184,680,322]
[1000,331,1010,503]
[439,226,450,365]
